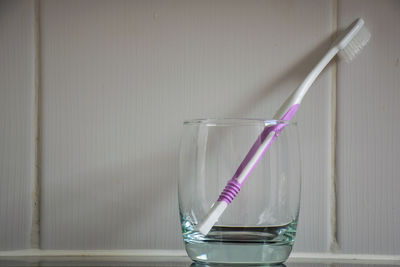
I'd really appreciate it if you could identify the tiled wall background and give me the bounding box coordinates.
[0,0,399,254]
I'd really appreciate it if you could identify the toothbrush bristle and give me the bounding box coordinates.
[339,26,371,62]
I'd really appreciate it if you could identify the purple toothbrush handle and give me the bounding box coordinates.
[217,104,300,204]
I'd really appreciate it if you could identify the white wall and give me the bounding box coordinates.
[0,0,35,250]
[336,0,400,254]
[0,0,399,255]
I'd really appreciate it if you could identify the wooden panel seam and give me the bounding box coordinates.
[328,0,339,253]
[31,0,41,249]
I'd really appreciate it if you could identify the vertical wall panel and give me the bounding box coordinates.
[337,0,400,254]
[0,0,35,250]
[40,0,333,250]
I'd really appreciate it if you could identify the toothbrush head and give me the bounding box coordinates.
[338,19,371,62]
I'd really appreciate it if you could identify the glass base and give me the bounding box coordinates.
[185,241,292,265]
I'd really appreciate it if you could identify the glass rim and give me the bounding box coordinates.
[183,118,297,126]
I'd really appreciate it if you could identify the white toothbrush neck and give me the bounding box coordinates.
[273,46,339,120]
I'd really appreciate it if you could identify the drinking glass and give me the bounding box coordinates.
[178,119,301,265]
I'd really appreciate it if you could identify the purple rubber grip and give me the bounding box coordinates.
[217,179,241,204]
[217,104,299,205]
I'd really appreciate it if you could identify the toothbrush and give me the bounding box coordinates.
[197,18,371,235]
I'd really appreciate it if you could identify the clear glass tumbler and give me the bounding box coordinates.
[178,119,301,265]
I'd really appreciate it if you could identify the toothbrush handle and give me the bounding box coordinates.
[274,46,338,119]
[198,19,369,236]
